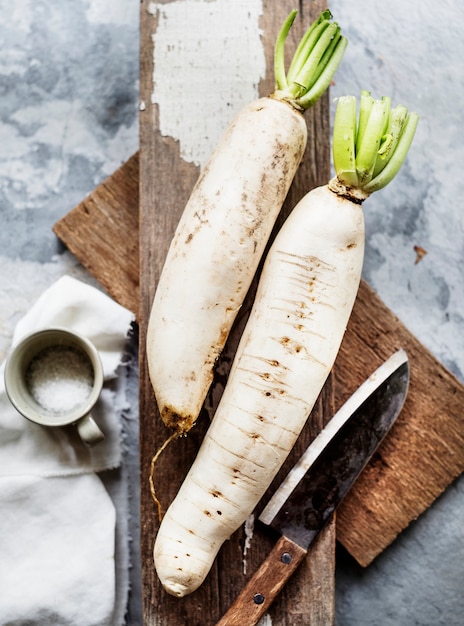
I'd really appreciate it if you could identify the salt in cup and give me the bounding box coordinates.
[4,328,105,446]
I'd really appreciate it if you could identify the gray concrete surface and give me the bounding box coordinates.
[0,1,462,624]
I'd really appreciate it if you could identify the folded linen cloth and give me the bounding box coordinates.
[0,275,135,626]
[0,275,134,477]
[0,474,116,626]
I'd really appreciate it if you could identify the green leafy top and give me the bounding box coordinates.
[331,91,419,200]
[273,10,347,111]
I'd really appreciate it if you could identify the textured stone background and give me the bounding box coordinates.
[331,2,464,624]
[0,1,462,624]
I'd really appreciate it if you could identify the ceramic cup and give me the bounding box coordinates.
[4,328,105,446]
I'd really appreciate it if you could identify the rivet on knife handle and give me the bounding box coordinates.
[215,535,307,626]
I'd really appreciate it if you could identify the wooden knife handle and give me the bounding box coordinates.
[216,535,307,626]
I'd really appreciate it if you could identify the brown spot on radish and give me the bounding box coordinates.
[346,242,357,249]
[161,405,195,436]
[211,490,223,498]
[278,335,306,357]
[204,511,212,517]
[217,511,222,516]
[217,325,229,347]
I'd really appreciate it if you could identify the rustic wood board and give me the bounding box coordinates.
[53,152,140,316]
[55,150,464,567]
[334,281,464,565]
[54,152,464,571]
[137,1,336,624]
[52,0,464,618]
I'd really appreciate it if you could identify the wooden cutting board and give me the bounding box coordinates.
[54,160,464,600]
[136,3,337,623]
[54,146,464,569]
[53,1,464,623]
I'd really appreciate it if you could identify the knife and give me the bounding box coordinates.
[216,349,410,626]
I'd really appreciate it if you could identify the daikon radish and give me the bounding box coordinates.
[154,91,418,597]
[146,11,347,437]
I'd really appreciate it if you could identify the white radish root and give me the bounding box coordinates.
[147,97,307,435]
[153,90,419,597]
[146,10,347,439]
[154,184,365,597]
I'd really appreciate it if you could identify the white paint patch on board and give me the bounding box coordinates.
[149,0,265,167]
[242,513,255,575]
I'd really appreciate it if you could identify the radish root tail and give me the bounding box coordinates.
[149,431,179,522]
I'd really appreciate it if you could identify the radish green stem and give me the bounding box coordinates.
[364,113,418,193]
[371,104,408,178]
[355,90,374,154]
[274,10,347,110]
[332,95,358,187]
[355,97,390,184]
[273,10,296,91]
[332,91,419,196]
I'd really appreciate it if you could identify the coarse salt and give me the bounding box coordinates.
[26,345,94,415]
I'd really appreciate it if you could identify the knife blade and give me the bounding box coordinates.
[216,349,410,626]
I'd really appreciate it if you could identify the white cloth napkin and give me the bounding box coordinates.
[0,475,116,625]
[0,276,135,626]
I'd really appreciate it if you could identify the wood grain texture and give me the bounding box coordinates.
[335,279,464,565]
[53,152,139,315]
[216,534,309,626]
[138,1,335,624]
[53,150,464,572]
[52,0,464,617]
